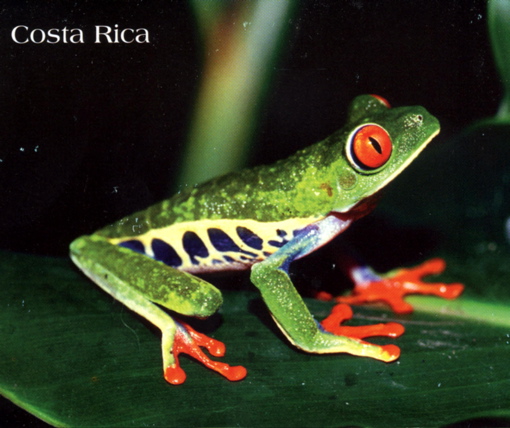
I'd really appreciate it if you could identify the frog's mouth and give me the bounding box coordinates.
[332,191,382,221]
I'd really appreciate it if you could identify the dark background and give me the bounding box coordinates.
[0,1,501,425]
[0,0,499,256]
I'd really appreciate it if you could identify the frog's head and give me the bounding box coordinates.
[331,94,440,213]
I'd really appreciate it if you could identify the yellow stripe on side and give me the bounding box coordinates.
[108,216,320,271]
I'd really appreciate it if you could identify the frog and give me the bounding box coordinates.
[70,94,464,385]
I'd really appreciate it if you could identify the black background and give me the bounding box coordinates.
[0,0,499,255]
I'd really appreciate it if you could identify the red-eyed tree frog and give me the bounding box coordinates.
[70,95,463,385]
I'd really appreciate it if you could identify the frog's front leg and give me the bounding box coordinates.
[250,216,402,362]
[70,235,246,384]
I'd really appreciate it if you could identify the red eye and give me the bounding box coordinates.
[349,124,392,170]
[370,94,391,108]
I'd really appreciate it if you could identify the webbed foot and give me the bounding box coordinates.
[335,258,464,314]
[320,303,403,361]
[164,322,247,385]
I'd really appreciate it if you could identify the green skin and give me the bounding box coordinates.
[70,95,440,383]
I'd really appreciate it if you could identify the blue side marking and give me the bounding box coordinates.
[236,226,263,250]
[272,224,318,273]
[268,239,288,248]
[207,227,258,258]
[276,229,287,237]
[182,231,209,265]
[266,228,291,248]
[118,239,145,254]
[151,238,182,267]
[208,228,240,252]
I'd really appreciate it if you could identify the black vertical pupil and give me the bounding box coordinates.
[369,136,382,154]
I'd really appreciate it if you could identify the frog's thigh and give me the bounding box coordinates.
[70,235,223,319]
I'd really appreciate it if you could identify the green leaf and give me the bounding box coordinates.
[2,242,510,427]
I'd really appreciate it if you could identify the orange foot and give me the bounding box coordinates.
[321,303,404,361]
[335,258,464,314]
[164,322,247,385]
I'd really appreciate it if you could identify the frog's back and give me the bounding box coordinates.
[94,156,333,273]
[97,142,339,240]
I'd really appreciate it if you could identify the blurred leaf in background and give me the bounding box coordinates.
[178,0,297,187]
[488,0,510,123]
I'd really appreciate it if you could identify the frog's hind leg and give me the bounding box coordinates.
[70,235,247,384]
[337,258,464,314]
[165,320,247,384]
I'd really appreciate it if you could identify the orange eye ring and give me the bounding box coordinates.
[348,124,393,171]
